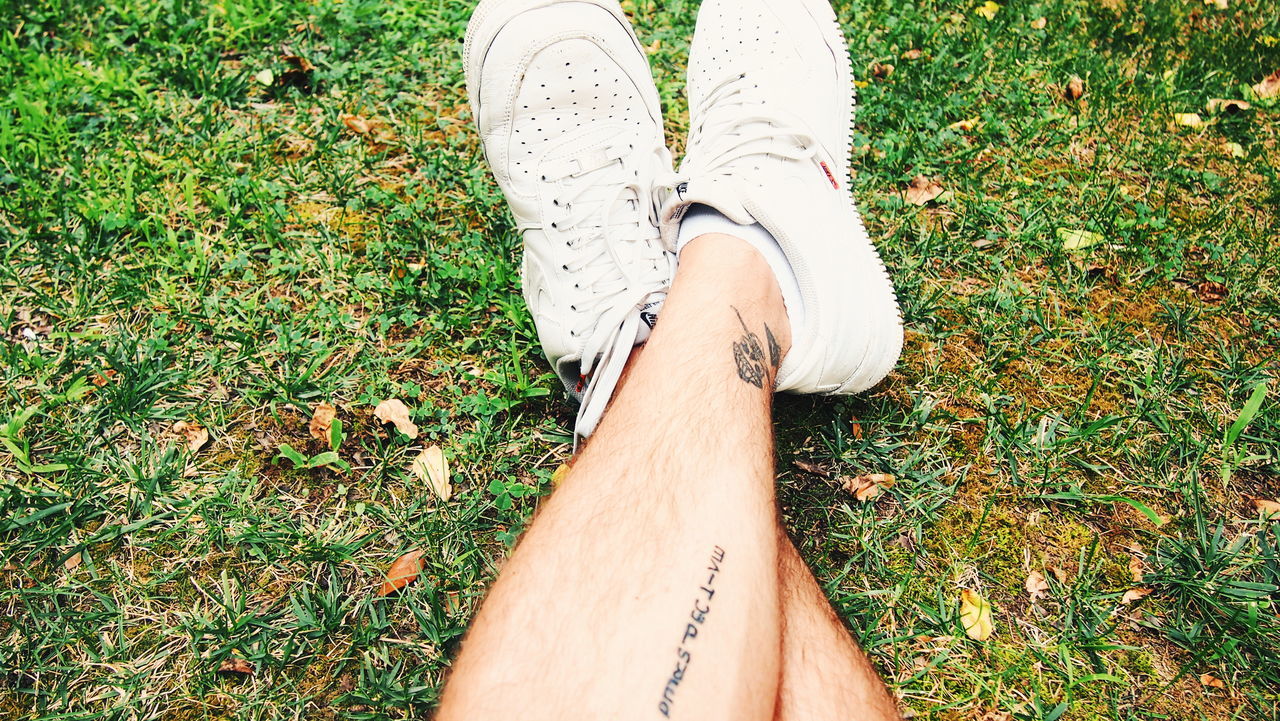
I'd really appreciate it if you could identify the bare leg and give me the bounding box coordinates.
[438,234,790,721]
[774,532,902,720]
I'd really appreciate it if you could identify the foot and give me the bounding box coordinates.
[465,0,675,438]
[659,0,903,394]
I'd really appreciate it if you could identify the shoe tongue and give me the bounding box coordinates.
[659,176,757,248]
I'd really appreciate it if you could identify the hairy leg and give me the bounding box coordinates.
[774,531,902,720]
[438,234,790,721]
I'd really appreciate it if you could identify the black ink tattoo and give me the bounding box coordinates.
[658,546,726,718]
[731,307,766,388]
[765,325,781,370]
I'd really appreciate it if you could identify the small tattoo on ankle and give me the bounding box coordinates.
[731,307,766,388]
[657,546,726,718]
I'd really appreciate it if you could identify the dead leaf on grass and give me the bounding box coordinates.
[905,175,944,205]
[870,62,895,78]
[1025,570,1049,600]
[1222,142,1245,158]
[308,402,337,441]
[1057,227,1105,250]
[1254,69,1280,99]
[794,460,829,476]
[410,446,452,501]
[1205,98,1251,114]
[842,474,895,502]
[1173,112,1207,129]
[1121,587,1153,604]
[380,549,426,596]
[1030,16,1047,29]
[901,48,923,60]
[172,421,209,453]
[551,462,571,487]
[959,589,994,641]
[64,552,82,571]
[1129,556,1145,583]
[1195,281,1227,303]
[373,399,419,439]
[1047,565,1070,583]
[946,117,982,132]
[1200,673,1226,689]
[342,114,372,135]
[218,658,254,675]
[1252,497,1280,516]
[1065,76,1085,101]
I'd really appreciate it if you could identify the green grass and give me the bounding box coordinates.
[2,0,1278,718]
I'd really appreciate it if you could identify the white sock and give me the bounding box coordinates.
[675,204,806,332]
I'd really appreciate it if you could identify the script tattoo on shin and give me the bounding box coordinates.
[657,545,726,718]
[731,307,781,388]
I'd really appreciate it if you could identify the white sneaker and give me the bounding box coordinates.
[659,0,902,394]
[465,0,675,439]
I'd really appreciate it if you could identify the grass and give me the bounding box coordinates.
[1,0,1278,718]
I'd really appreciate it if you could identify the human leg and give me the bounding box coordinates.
[438,233,790,720]
[774,531,902,720]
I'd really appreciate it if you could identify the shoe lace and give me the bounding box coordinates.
[536,142,668,377]
[683,73,819,178]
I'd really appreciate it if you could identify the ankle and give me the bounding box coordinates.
[676,233,792,355]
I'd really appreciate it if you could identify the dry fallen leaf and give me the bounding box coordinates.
[905,175,944,205]
[946,117,981,132]
[1129,556,1145,584]
[1203,0,1228,9]
[1025,570,1049,600]
[850,416,864,440]
[1223,141,1246,159]
[1195,281,1227,303]
[1206,98,1251,114]
[794,460,829,476]
[308,402,337,441]
[1174,112,1207,129]
[64,552,82,571]
[1252,497,1280,516]
[551,462,571,487]
[1047,565,1070,583]
[1252,68,1280,98]
[1065,76,1085,101]
[1121,587,1153,604]
[842,474,895,502]
[1030,16,1047,29]
[342,114,372,135]
[870,62,895,78]
[410,445,452,501]
[959,589,994,641]
[1200,673,1226,689]
[380,549,426,596]
[218,658,254,675]
[172,421,209,453]
[373,399,419,439]
[1057,227,1106,250]
[901,48,923,60]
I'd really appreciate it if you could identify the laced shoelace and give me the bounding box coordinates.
[534,143,668,378]
[681,73,820,179]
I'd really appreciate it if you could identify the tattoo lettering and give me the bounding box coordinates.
[658,546,726,718]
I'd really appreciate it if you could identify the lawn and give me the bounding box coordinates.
[2,0,1279,718]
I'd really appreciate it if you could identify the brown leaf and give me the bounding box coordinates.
[870,62,895,78]
[1064,76,1085,101]
[1129,556,1145,583]
[1206,98,1251,114]
[1253,69,1280,99]
[64,552,82,571]
[373,399,419,439]
[1199,673,1226,689]
[281,53,315,73]
[850,417,864,440]
[1121,587,1153,604]
[172,421,209,453]
[793,460,828,477]
[1047,565,1070,583]
[901,48,923,60]
[1025,570,1049,600]
[905,175,944,205]
[410,445,452,501]
[1030,16,1047,29]
[342,114,372,135]
[308,402,337,442]
[1252,497,1280,516]
[218,658,254,675]
[842,474,895,502]
[1195,281,1227,303]
[959,589,994,641]
[380,549,426,596]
